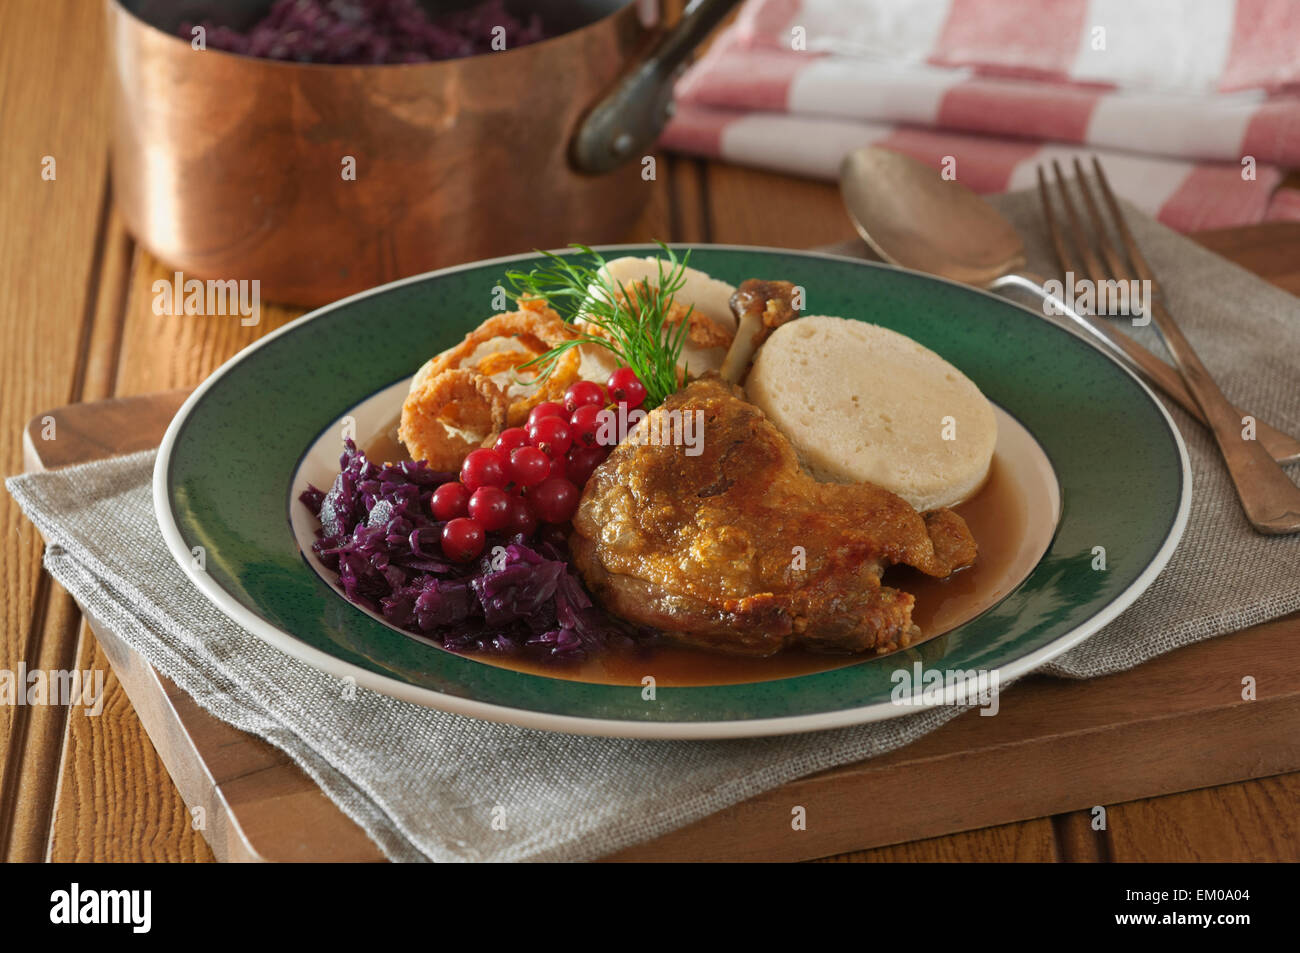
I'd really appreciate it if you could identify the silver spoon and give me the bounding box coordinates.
[839,146,1300,465]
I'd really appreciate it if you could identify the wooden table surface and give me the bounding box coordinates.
[2,0,1298,863]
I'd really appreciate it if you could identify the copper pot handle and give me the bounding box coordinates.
[570,0,743,174]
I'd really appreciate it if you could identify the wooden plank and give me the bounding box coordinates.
[45,630,215,863]
[1051,811,1111,863]
[1107,774,1300,862]
[80,207,135,399]
[667,156,711,245]
[9,204,136,863]
[817,819,1058,863]
[3,576,84,861]
[1190,222,1300,296]
[0,0,114,861]
[704,165,859,249]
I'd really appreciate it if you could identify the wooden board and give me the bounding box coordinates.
[22,395,1300,862]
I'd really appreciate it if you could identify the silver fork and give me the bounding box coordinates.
[1038,156,1300,535]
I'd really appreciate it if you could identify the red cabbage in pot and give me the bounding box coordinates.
[300,440,654,661]
[178,0,551,65]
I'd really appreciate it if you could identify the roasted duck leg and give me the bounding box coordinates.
[570,377,977,656]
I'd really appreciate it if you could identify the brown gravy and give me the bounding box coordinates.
[364,414,409,465]
[491,455,1030,685]
[363,423,1034,687]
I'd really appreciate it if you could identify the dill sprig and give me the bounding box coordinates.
[499,242,692,409]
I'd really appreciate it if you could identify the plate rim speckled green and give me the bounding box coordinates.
[153,244,1191,738]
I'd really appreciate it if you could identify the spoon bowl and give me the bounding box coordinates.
[839,147,1025,286]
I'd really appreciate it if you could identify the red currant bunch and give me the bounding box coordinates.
[427,368,647,562]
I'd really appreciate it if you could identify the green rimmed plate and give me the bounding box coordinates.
[154,245,1190,738]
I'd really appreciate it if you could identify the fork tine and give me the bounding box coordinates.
[1090,156,1162,294]
[1035,164,1080,280]
[1049,159,1107,286]
[1071,157,1131,281]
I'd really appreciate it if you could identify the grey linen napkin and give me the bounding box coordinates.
[7,191,1299,862]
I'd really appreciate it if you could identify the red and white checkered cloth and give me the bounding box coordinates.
[660,0,1300,231]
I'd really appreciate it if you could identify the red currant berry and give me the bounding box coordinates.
[508,445,550,488]
[467,486,512,532]
[493,427,530,456]
[564,380,606,414]
[442,518,485,562]
[530,476,580,524]
[506,497,538,537]
[595,408,620,446]
[526,402,568,429]
[569,404,604,448]
[527,416,573,458]
[430,482,470,521]
[565,446,607,488]
[546,453,568,480]
[460,448,506,491]
[606,367,647,409]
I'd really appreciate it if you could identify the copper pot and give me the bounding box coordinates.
[108,0,737,306]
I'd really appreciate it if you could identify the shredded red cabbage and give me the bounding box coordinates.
[301,440,654,662]
[179,0,550,65]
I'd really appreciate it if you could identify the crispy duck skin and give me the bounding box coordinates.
[570,377,977,657]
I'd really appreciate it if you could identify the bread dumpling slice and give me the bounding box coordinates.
[747,316,997,512]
